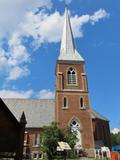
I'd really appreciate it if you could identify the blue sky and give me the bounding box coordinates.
[0,0,119,129]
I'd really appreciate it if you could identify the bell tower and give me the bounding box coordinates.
[55,8,94,155]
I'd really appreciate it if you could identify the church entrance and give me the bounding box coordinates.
[70,119,82,150]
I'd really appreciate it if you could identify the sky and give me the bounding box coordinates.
[0,0,120,129]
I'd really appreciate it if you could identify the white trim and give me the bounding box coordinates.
[81,73,88,91]
[33,133,40,147]
[32,151,43,160]
[58,72,62,75]
[81,73,86,76]
[62,89,86,92]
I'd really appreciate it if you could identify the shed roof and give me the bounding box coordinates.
[91,109,108,121]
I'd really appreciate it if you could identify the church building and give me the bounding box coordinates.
[1,8,111,159]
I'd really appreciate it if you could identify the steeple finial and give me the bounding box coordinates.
[58,8,84,62]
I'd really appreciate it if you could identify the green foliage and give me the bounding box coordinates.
[63,127,77,149]
[41,122,64,160]
[41,122,77,160]
[111,133,120,146]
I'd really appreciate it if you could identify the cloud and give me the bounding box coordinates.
[111,128,120,134]
[20,8,109,43]
[21,11,63,43]
[0,0,52,39]
[7,66,30,81]
[0,89,33,99]
[0,32,30,80]
[71,9,109,37]
[0,89,54,99]
[0,8,109,81]
[0,0,52,81]
[37,89,55,99]
[90,9,109,25]
[59,0,72,5]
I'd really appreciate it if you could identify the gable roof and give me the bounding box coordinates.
[2,98,108,128]
[3,98,55,128]
[0,98,20,126]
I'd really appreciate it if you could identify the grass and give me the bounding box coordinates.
[42,158,109,160]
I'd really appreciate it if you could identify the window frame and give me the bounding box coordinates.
[80,97,86,110]
[33,133,40,146]
[62,96,68,109]
[67,67,77,85]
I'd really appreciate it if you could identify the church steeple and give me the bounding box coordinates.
[58,8,84,62]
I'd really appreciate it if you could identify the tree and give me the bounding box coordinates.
[64,127,77,149]
[41,122,64,160]
[41,122,77,160]
[111,133,120,146]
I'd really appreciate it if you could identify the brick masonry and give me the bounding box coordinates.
[55,61,95,154]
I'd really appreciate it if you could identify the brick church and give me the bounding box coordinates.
[1,8,111,159]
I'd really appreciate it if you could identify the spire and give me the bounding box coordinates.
[58,8,84,62]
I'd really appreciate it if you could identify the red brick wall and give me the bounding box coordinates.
[55,62,94,149]
[24,128,43,157]
[56,63,86,90]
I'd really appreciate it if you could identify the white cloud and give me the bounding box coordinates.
[0,89,54,99]
[21,11,63,43]
[0,32,30,80]
[37,89,55,99]
[71,9,109,37]
[59,0,72,5]
[0,49,8,70]
[0,8,109,81]
[111,128,120,134]
[20,8,109,43]
[0,89,33,99]
[90,9,109,25]
[0,0,52,81]
[7,66,30,80]
[0,0,52,39]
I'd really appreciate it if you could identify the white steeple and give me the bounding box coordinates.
[58,8,84,62]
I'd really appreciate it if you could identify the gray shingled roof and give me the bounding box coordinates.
[91,109,108,121]
[3,99,55,128]
[2,99,108,128]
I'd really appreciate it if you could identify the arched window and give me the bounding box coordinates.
[63,97,67,108]
[70,119,82,149]
[80,98,83,108]
[70,120,80,130]
[80,98,85,109]
[67,67,77,84]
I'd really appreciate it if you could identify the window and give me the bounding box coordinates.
[33,152,42,159]
[34,133,40,146]
[39,153,42,159]
[63,97,67,108]
[33,153,38,159]
[67,67,77,84]
[80,98,85,109]
[70,119,80,132]
[70,119,82,148]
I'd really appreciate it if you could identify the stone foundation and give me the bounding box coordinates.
[85,148,95,158]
